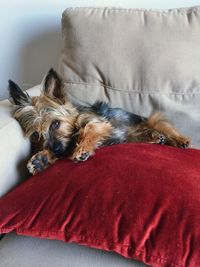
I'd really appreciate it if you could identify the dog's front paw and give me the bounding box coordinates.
[70,150,93,162]
[150,132,167,145]
[27,150,56,175]
[76,152,90,162]
[156,134,167,145]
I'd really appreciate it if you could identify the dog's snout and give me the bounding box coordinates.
[53,142,64,153]
[49,140,65,156]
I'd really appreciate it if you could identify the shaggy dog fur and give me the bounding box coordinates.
[9,69,191,174]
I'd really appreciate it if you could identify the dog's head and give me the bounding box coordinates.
[9,69,78,156]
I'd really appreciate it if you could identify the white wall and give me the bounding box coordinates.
[1,0,200,100]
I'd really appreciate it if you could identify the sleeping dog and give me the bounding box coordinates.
[9,68,190,174]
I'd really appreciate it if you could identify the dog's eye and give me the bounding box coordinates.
[30,131,39,141]
[51,120,60,130]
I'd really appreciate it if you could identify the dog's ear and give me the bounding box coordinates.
[8,80,32,106]
[43,68,66,104]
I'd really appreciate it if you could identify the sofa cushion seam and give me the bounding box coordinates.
[64,81,200,95]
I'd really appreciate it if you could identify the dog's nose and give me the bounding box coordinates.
[51,141,65,156]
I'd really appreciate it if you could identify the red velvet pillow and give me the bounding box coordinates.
[0,143,200,267]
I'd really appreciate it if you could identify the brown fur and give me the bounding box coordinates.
[9,69,191,175]
[70,120,113,161]
[127,112,190,147]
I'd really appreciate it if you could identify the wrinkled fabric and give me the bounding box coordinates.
[0,143,200,267]
[59,6,200,147]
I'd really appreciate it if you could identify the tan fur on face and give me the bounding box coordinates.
[13,94,78,140]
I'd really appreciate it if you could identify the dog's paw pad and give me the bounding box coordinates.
[73,151,91,162]
[156,135,167,145]
[79,152,90,161]
[27,153,49,175]
[41,156,49,165]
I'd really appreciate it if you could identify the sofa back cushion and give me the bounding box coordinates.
[59,6,200,147]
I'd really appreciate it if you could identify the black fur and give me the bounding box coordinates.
[76,101,147,146]
[44,68,65,103]
[91,101,145,125]
[8,80,32,106]
[78,101,145,126]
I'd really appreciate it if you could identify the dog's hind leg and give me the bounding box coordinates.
[141,112,191,148]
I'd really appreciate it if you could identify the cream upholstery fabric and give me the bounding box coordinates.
[60,6,200,147]
[0,85,41,196]
[0,99,31,197]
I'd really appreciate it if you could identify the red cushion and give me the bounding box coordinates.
[0,143,200,267]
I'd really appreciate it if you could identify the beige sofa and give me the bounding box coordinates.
[1,6,200,267]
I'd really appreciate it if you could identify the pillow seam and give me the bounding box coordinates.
[0,227,183,267]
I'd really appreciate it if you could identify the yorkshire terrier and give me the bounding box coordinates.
[9,68,191,175]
